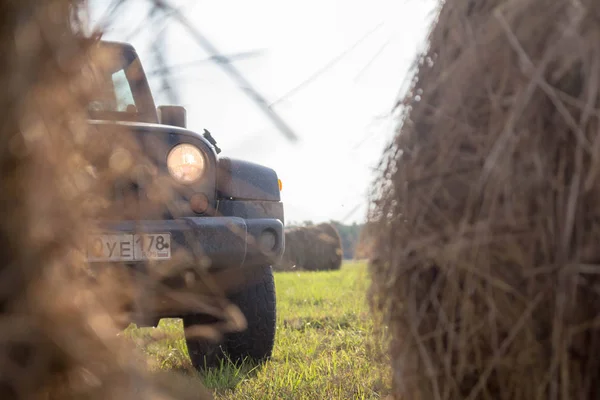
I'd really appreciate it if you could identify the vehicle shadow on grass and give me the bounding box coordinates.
[135,364,255,397]
[123,321,265,392]
[170,359,264,394]
[201,360,263,392]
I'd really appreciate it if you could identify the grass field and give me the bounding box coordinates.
[124,261,391,399]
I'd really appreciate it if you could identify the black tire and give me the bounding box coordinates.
[224,265,277,364]
[182,313,226,370]
[183,265,276,370]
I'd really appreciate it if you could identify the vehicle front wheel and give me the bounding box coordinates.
[183,265,276,370]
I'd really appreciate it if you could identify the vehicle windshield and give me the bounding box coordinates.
[85,43,157,123]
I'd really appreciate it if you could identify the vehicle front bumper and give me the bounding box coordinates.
[88,216,284,270]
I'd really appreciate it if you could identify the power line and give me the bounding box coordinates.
[145,49,267,77]
[340,202,364,223]
[268,22,384,109]
[353,32,397,83]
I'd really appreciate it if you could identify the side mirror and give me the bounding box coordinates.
[157,105,186,128]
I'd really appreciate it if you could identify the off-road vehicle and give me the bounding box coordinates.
[85,40,284,370]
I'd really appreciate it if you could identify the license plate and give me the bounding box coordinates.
[86,233,171,262]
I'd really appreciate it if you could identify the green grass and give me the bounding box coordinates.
[123,261,390,399]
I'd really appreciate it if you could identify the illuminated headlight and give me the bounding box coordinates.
[167,144,205,184]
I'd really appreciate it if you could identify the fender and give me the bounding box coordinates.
[216,157,280,201]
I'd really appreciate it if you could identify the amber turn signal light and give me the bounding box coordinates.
[278,179,282,191]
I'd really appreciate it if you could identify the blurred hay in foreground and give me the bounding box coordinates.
[0,0,245,398]
[274,223,343,272]
[369,0,600,399]
[354,222,375,261]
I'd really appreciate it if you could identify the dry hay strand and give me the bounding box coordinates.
[354,222,376,261]
[368,0,600,399]
[274,223,343,272]
[0,1,251,399]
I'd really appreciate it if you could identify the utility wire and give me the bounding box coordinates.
[268,22,384,109]
[340,202,364,224]
[353,33,396,83]
[145,49,267,77]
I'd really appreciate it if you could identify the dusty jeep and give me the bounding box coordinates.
[85,40,284,370]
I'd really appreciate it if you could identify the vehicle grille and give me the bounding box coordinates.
[112,180,143,220]
[110,177,179,221]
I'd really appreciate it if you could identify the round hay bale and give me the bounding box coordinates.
[313,223,343,271]
[273,227,302,272]
[369,1,600,399]
[274,223,343,272]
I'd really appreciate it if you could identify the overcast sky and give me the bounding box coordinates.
[89,0,438,224]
